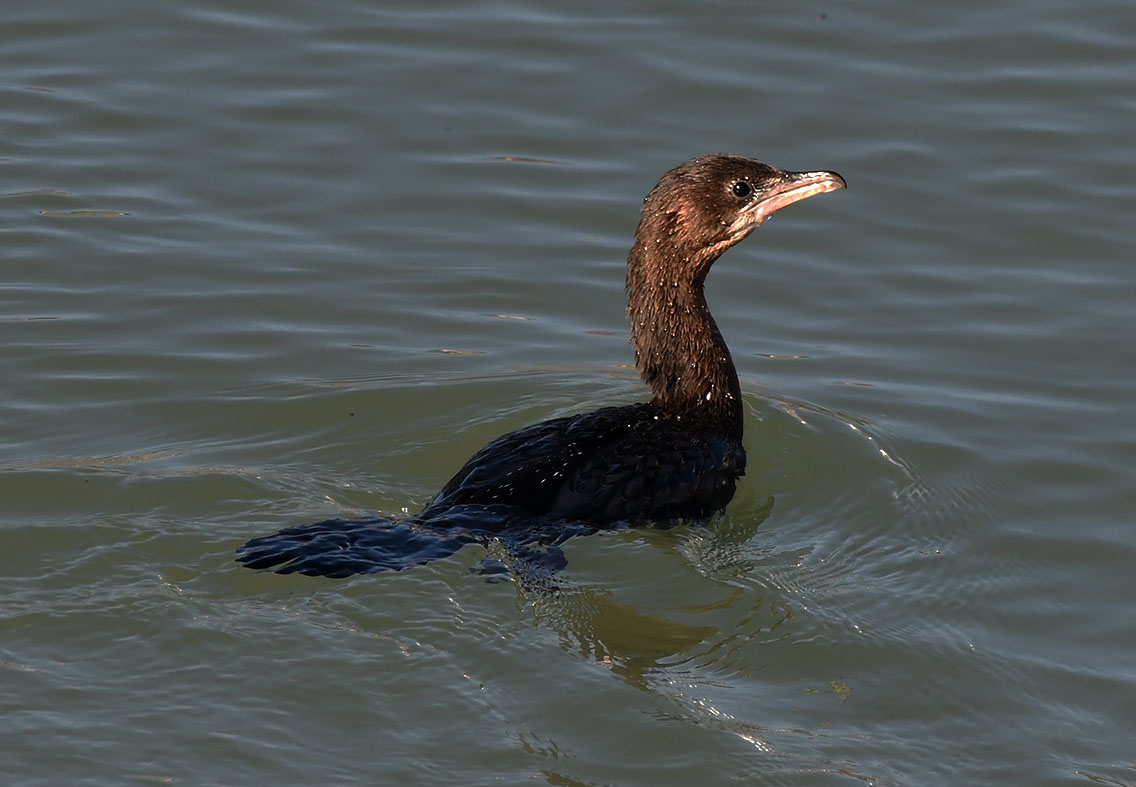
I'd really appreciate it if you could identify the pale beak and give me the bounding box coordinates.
[730,169,846,236]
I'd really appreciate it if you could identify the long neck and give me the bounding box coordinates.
[626,243,743,435]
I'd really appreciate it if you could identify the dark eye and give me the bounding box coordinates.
[731,180,752,199]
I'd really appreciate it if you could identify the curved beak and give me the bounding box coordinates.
[730,169,846,236]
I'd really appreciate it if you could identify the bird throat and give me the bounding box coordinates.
[626,245,743,434]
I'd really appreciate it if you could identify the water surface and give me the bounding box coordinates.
[2,1,1134,785]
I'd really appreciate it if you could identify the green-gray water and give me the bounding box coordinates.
[3,2,1134,785]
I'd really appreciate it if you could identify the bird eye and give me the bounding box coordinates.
[731,180,752,199]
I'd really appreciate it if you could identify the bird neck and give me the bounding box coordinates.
[626,243,743,435]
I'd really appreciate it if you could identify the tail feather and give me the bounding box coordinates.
[236,504,601,579]
[236,516,480,578]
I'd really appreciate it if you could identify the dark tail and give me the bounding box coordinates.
[237,504,602,579]
[236,516,480,578]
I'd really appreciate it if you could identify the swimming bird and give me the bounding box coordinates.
[237,154,845,578]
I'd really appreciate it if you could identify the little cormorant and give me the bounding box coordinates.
[236,154,845,578]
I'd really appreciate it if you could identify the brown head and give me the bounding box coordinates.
[626,154,845,427]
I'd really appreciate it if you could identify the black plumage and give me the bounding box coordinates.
[236,154,845,578]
